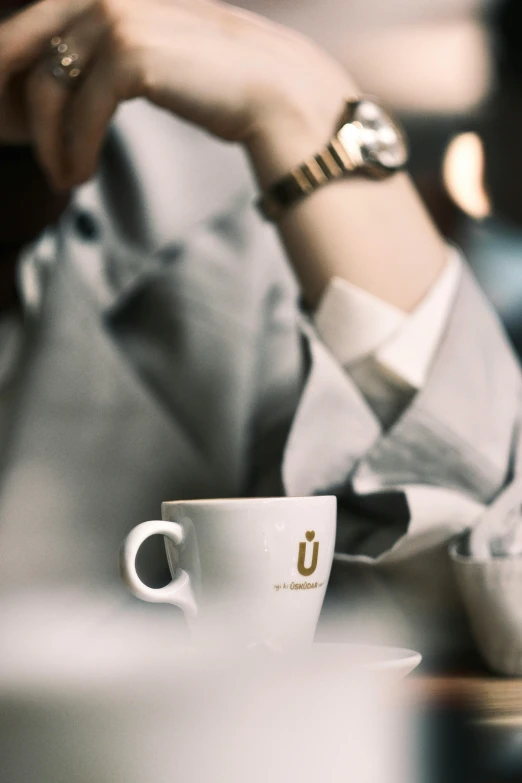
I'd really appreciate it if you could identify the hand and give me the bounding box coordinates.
[0,0,356,189]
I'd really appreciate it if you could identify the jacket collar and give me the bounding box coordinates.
[32,99,258,315]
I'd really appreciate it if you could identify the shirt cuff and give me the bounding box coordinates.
[314,274,404,366]
[314,246,462,391]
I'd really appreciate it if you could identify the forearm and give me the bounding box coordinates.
[246,83,447,312]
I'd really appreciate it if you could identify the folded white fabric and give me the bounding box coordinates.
[468,477,522,558]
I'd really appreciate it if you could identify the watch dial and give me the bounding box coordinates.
[349,100,408,171]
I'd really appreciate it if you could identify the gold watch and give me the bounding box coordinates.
[258,98,408,221]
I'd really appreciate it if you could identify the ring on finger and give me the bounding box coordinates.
[47,36,83,87]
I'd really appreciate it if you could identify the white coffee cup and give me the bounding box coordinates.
[120,496,336,648]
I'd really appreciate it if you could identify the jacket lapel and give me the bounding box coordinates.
[0,249,220,590]
[0,102,258,589]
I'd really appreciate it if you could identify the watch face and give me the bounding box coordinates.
[338,100,408,174]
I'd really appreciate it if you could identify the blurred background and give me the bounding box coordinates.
[239,0,522,355]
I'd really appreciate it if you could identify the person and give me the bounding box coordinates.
[0,0,520,674]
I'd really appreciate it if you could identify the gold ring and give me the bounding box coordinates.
[48,36,82,87]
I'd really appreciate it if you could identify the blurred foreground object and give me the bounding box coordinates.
[0,589,414,783]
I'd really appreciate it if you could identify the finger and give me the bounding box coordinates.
[24,11,110,186]
[0,0,93,87]
[24,62,70,186]
[26,23,103,186]
[62,50,127,187]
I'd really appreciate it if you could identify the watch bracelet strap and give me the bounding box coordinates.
[257,136,358,222]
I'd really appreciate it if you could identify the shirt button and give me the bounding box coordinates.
[74,210,100,242]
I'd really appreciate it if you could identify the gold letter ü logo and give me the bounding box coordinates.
[297,531,319,577]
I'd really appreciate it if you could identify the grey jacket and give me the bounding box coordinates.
[1,100,521,673]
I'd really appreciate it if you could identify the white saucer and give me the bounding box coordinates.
[0,590,421,698]
[308,643,422,678]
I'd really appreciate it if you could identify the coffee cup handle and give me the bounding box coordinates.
[119,520,197,618]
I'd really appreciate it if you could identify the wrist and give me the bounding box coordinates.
[244,71,360,189]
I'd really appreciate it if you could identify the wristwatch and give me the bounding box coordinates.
[258,98,408,221]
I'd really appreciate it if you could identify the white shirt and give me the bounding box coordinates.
[0,243,461,433]
[315,246,461,427]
